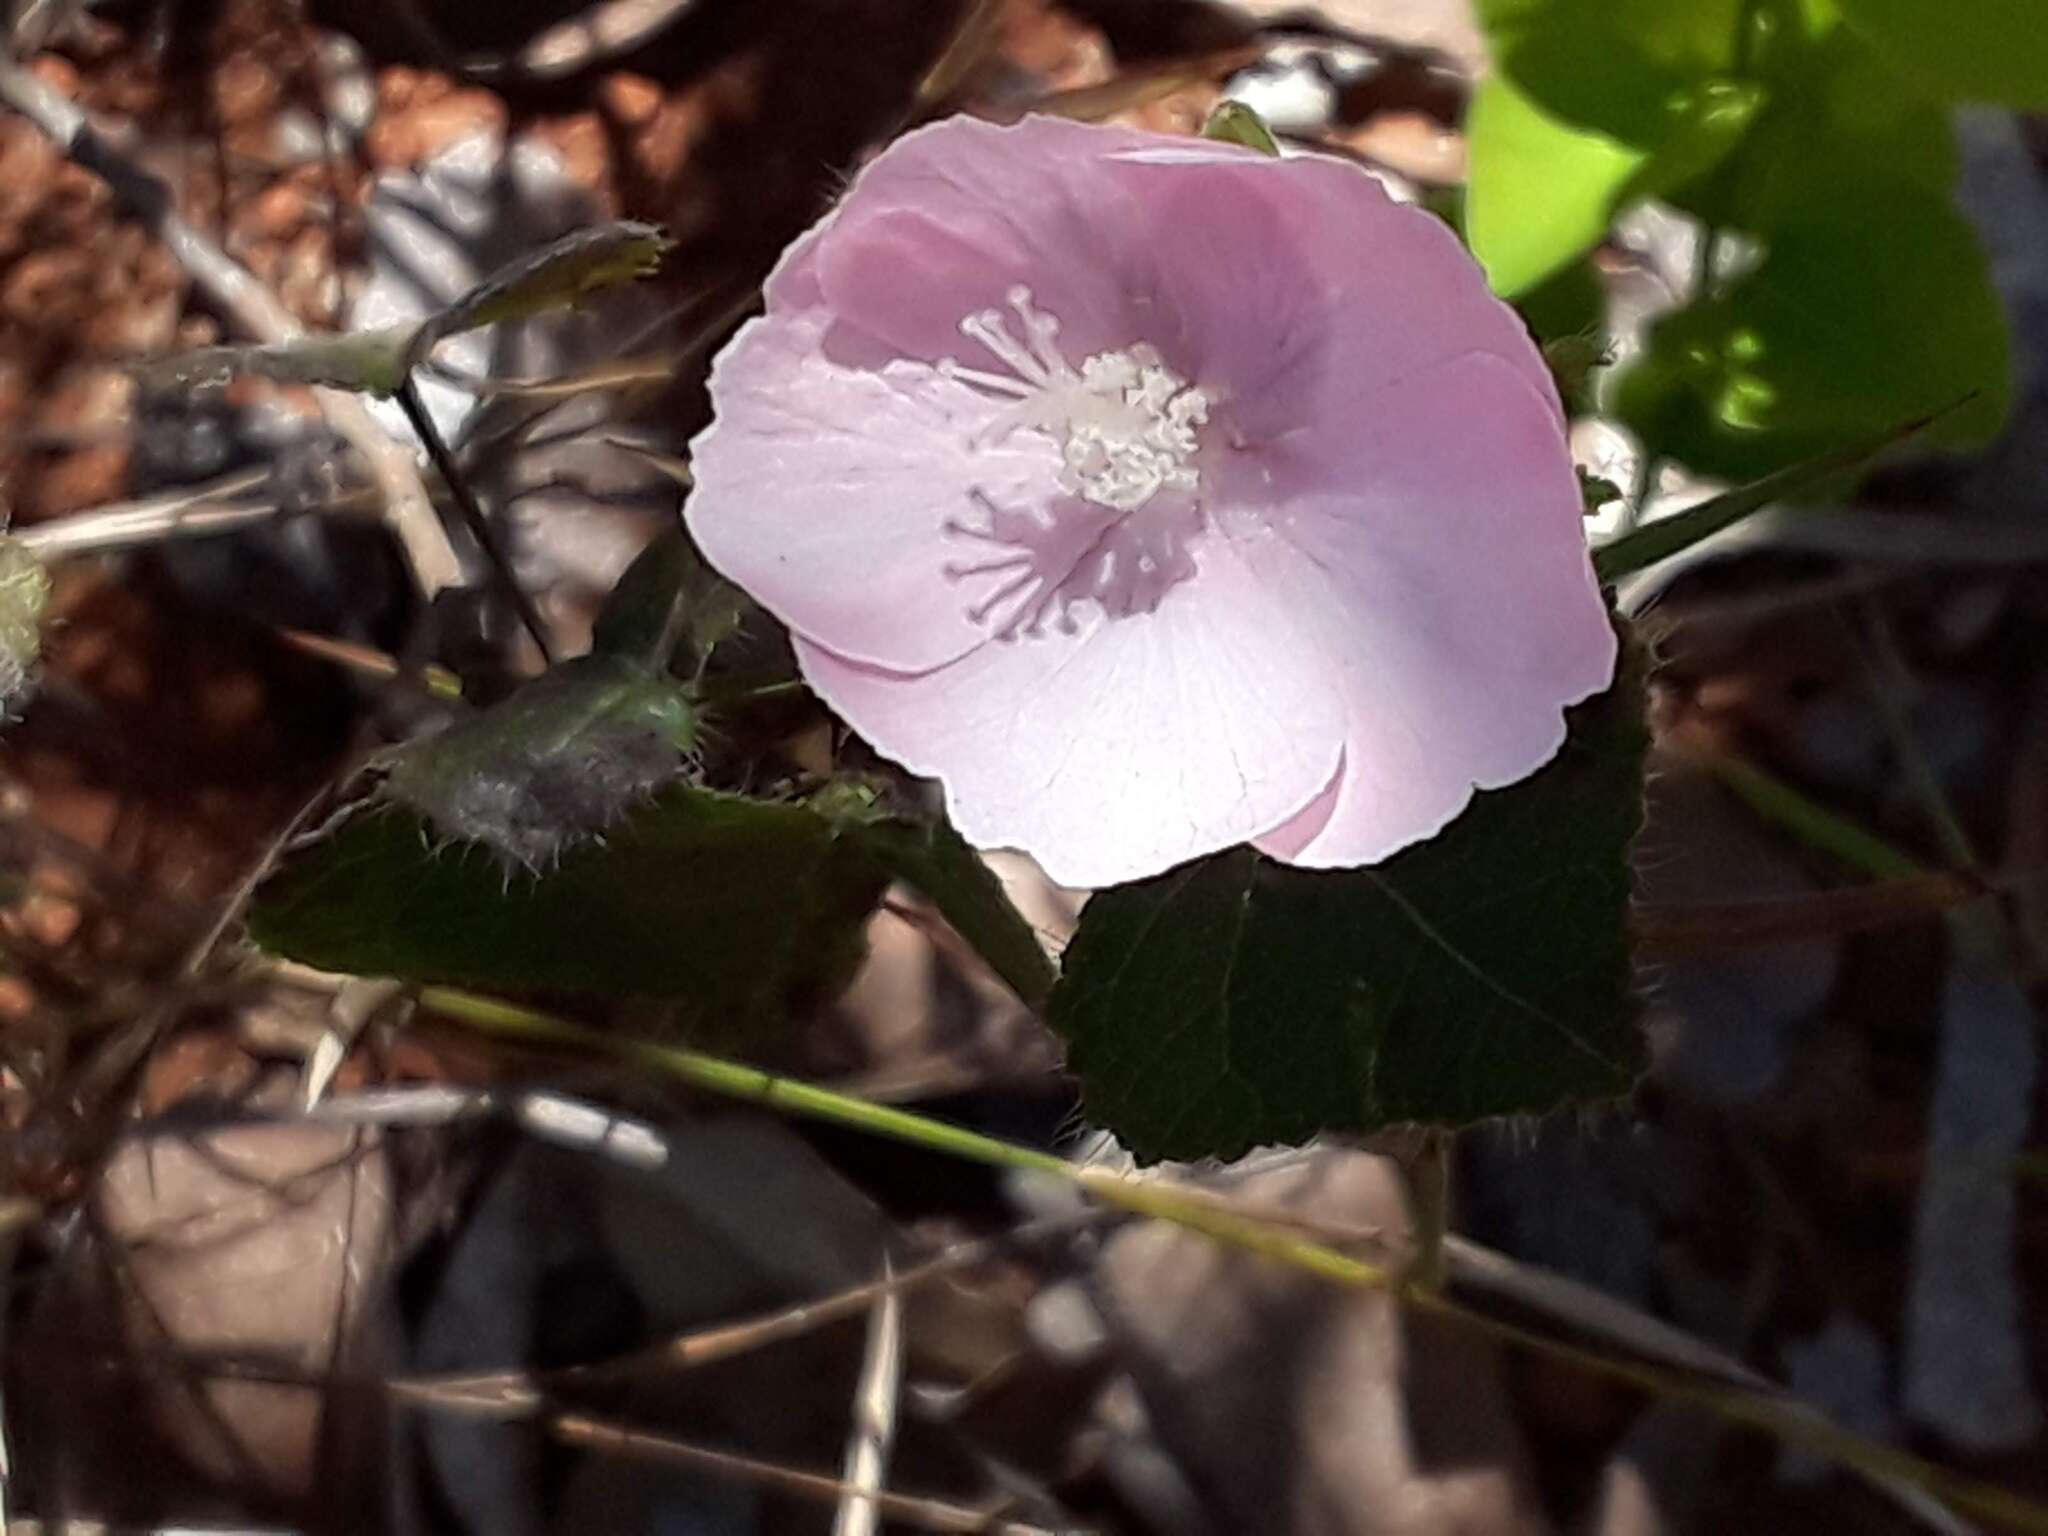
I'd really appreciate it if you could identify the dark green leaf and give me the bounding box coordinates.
[1613,179,2008,480]
[1591,407,1949,582]
[1666,24,1955,230]
[592,527,747,673]
[1517,257,1607,345]
[386,654,697,868]
[1050,653,1648,1162]
[249,783,888,1036]
[1831,0,2048,108]
[826,792,1057,1011]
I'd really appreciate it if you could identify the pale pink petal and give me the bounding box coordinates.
[804,116,1227,369]
[1091,148,1562,439]
[795,536,1346,888]
[687,310,1056,672]
[1243,352,1614,867]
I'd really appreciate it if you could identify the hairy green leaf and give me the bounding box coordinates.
[385,654,697,869]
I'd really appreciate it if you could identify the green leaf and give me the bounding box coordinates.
[1613,179,2009,479]
[140,324,416,398]
[1476,0,1774,151]
[1591,406,1947,581]
[1201,100,1282,156]
[1831,0,2048,107]
[1464,76,1647,298]
[1049,652,1648,1162]
[591,527,746,672]
[249,783,890,1036]
[1517,257,1607,345]
[1667,23,1955,229]
[411,221,670,361]
[384,654,698,869]
[825,793,1057,1011]
[250,654,1053,1023]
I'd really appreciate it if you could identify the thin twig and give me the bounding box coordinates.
[0,57,462,600]
[385,1209,1108,1412]
[833,1256,903,1536]
[14,467,270,557]
[549,1413,1063,1535]
[394,376,555,663]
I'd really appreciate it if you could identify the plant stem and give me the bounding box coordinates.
[395,377,555,665]
[414,985,2048,1534]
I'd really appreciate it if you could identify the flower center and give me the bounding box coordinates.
[941,286,1210,512]
[936,287,1212,639]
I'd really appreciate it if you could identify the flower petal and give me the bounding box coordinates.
[686,310,1059,673]
[1244,351,1615,867]
[1092,148,1562,439]
[805,115,1214,369]
[795,535,1346,888]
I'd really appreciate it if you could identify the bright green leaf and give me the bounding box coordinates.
[1831,0,2048,107]
[1465,76,1647,297]
[1614,180,2009,479]
[1669,23,1955,228]
[1049,652,1648,1162]
[1201,100,1282,156]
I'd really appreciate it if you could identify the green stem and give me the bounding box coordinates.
[415,984,2048,1535]
[395,376,556,666]
[1700,750,1925,881]
[419,989,1067,1178]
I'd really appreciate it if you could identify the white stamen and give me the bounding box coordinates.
[947,286,1210,514]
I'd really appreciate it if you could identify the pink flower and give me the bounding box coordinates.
[686,115,1615,887]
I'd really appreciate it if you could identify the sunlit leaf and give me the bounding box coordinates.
[1465,76,1646,298]
[1201,100,1282,156]
[412,221,670,359]
[1475,0,1772,150]
[1613,180,2008,479]
[140,325,415,398]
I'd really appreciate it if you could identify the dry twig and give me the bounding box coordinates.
[0,57,463,600]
